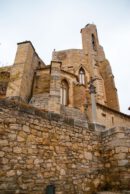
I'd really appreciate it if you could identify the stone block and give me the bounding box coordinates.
[0,140,8,146]
[60,169,66,176]
[84,151,93,160]
[7,170,15,177]
[0,151,5,157]
[13,147,22,153]
[23,125,30,133]
[118,159,128,166]
[114,153,126,160]
[8,134,16,141]
[17,136,25,142]
[116,132,125,138]
[116,147,128,153]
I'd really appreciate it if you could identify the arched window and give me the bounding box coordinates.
[92,34,96,51]
[60,80,68,105]
[79,67,85,84]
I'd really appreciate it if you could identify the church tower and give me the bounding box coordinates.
[81,24,120,111]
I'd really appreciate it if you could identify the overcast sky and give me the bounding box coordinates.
[0,0,130,114]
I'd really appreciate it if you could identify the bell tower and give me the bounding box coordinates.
[81,24,105,62]
[81,24,120,111]
[81,24,99,55]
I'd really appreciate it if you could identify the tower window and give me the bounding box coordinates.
[79,67,85,84]
[60,80,68,105]
[112,116,114,125]
[92,34,96,51]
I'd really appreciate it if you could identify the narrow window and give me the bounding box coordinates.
[60,80,68,105]
[112,116,114,125]
[92,34,96,51]
[79,67,85,84]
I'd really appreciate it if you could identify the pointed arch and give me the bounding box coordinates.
[60,79,69,105]
[79,67,85,84]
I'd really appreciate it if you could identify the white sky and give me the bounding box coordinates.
[0,0,130,114]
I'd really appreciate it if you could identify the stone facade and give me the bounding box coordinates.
[0,24,124,128]
[0,24,130,193]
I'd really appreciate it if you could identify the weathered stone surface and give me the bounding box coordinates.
[8,133,16,140]
[9,124,21,130]
[16,170,22,176]
[7,170,15,177]
[114,153,126,160]
[23,125,30,133]
[0,102,103,194]
[17,136,25,142]
[60,169,66,176]
[84,151,93,160]
[13,147,22,153]
[116,147,128,153]
[0,151,5,157]
[0,100,130,193]
[105,163,111,168]
[101,126,130,191]
[118,159,128,166]
[0,140,8,146]
[2,158,8,164]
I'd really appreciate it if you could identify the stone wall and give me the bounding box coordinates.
[0,99,103,194]
[0,71,10,98]
[60,105,88,128]
[0,99,130,194]
[48,61,61,113]
[52,24,120,113]
[99,60,120,111]
[96,103,130,128]
[6,41,45,102]
[61,70,77,107]
[52,49,89,74]
[101,127,130,190]
[74,84,86,111]
[29,93,49,110]
[32,68,50,95]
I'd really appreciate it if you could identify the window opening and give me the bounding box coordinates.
[79,67,85,84]
[60,80,68,105]
[92,34,96,51]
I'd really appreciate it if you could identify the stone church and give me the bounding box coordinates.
[1,24,129,129]
[0,24,130,194]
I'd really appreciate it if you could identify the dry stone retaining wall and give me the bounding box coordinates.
[0,99,103,194]
[0,99,130,194]
[101,127,130,190]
